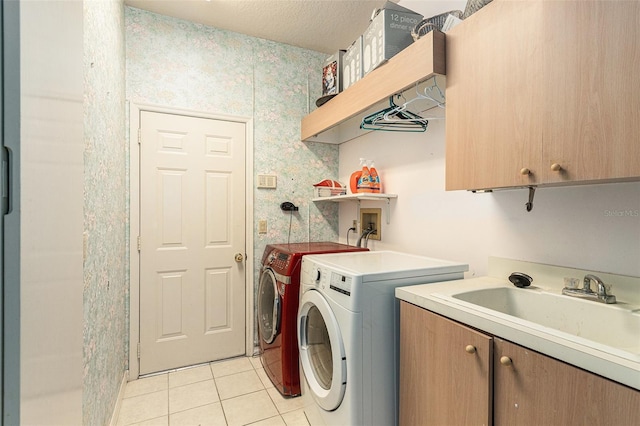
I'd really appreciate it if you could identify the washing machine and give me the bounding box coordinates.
[297,251,468,425]
[257,242,368,396]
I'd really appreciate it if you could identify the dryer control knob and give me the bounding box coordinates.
[314,269,321,282]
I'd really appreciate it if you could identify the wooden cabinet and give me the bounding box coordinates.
[493,337,640,426]
[399,302,640,425]
[445,0,640,190]
[399,301,492,425]
[541,1,640,184]
[445,0,543,190]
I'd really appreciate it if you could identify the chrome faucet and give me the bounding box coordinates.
[562,274,616,304]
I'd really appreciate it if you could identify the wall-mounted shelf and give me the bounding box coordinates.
[301,30,446,144]
[312,193,398,224]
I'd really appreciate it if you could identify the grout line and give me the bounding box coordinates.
[123,357,275,426]
[167,381,171,426]
[213,360,230,425]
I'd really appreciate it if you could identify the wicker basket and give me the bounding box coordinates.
[411,10,463,41]
[313,180,346,197]
[462,0,493,19]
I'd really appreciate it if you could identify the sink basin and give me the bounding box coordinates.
[435,286,640,359]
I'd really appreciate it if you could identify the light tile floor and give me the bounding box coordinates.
[117,356,309,426]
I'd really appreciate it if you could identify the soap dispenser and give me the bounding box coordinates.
[357,158,373,193]
[369,160,381,193]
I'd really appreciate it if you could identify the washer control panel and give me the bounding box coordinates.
[329,273,352,296]
[309,264,353,297]
[267,250,292,274]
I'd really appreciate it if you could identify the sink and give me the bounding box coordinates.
[434,286,640,360]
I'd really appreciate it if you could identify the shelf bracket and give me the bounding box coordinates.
[385,197,391,224]
[353,196,393,225]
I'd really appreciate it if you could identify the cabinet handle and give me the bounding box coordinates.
[520,168,531,176]
[500,356,513,366]
[550,163,562,172]
[465,345,476,354]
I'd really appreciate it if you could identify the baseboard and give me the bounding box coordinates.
[109,369,129,426]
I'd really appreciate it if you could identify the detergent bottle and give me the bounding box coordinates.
[369,160,381,193]
[349,167,362,194]
[357,158,373,193]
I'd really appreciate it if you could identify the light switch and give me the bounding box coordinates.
[257,174,277,189]
[258,220,267,234]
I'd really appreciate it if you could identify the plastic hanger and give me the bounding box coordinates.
[360,95,428,132]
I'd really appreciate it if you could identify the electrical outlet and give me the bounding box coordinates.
[352,219,357,229]
[258,220,267,234]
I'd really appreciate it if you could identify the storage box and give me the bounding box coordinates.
[343,36,363,90]
[362,1,422,76]
[322,50,345,96]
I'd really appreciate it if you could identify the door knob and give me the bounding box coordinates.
[465,345,477,354]
[234,253,244,263]
[550,163,562,172]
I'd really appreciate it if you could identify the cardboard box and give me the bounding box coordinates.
[343,36,363,90]
[322,50,345,96]
[362,1,422,76]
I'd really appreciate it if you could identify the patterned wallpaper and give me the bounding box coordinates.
[83,1,128,425]
[125,7,340,348]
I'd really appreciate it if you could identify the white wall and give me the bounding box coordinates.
[338,119,640,279]
[20,1,84,424]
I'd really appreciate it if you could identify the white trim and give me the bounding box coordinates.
[108,370,129,426]
[128,102,255,379]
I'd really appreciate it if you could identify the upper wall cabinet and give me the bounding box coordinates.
[301,30,446,144]
[445,0,640,191]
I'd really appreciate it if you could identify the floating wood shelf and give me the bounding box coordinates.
[301,30,446,143]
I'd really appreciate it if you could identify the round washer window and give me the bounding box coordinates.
[298,289,347,412]
[257,269,279,343]
[306,305,333,390]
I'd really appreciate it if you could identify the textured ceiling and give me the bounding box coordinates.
[124,0,391,54]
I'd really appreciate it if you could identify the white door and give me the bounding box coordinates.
[139,111,246,375]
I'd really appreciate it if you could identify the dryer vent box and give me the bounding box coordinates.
[360,208,381,241]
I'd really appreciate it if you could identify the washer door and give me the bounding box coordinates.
[257,268,280,344]
[298,289,346,411]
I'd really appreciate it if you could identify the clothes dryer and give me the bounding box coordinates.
[297,251,468,425]
[257,242,367,396]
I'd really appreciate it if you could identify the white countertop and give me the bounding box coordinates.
[396,276,640,391]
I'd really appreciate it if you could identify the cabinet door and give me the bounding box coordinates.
[399,302,492,426]
[445,0,543,190]
[494,338,640,425]
[543,1,640,183]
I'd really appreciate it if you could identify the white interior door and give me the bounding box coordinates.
[139,111,246,375]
